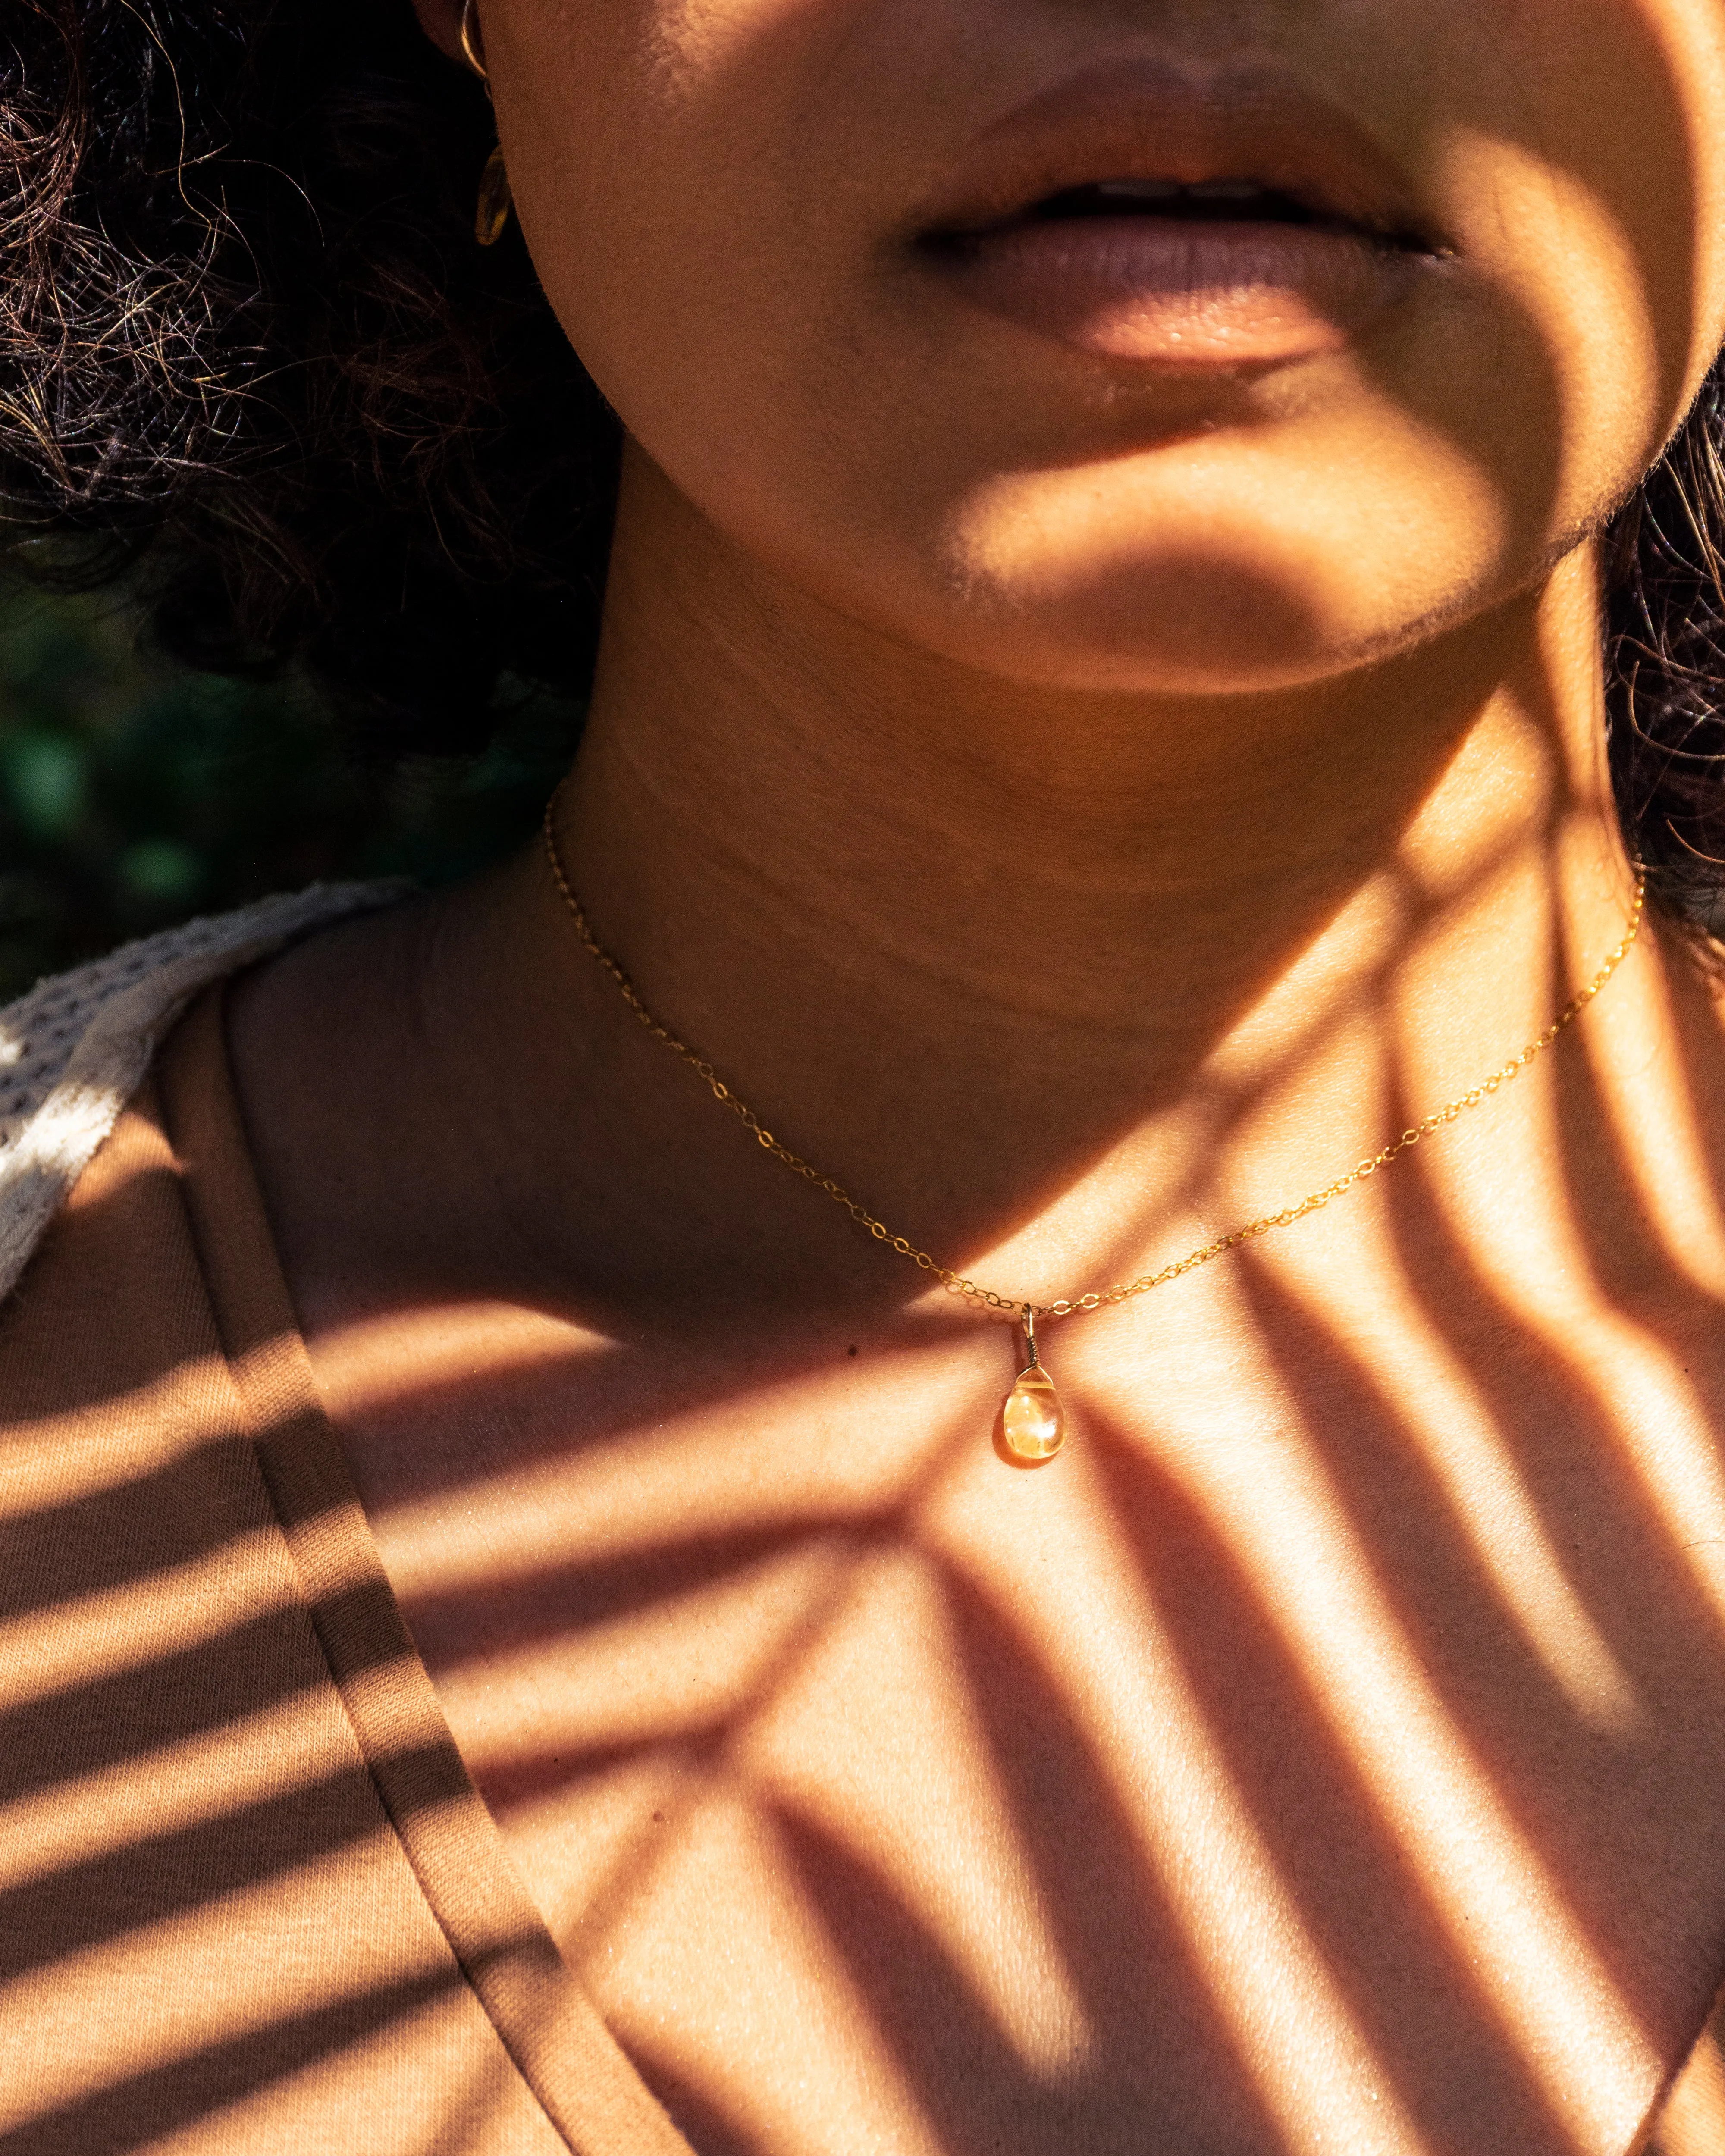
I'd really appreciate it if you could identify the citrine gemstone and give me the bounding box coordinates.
[1002,1365,1065,1461]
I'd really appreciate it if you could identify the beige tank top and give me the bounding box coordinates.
[0,924,1722,2153]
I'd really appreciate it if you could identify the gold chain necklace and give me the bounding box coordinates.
[545,801,1646,1464]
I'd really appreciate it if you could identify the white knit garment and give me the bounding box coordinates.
[0,881,407,1305]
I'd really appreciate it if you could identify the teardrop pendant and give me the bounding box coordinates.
[1000,1308,1065,1463]
[1003,1363,1065,1461]
[475,145,513,247]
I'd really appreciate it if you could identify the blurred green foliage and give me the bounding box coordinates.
[0,586,581,1003]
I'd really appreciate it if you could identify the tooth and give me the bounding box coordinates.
[1188,180,1266,201]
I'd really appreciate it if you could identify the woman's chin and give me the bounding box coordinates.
[889,443,1509,698]
[902,546,1424,699]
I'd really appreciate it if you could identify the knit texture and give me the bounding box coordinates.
[0,883,407,1304]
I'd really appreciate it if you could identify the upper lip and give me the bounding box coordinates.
[913,60,1442,254]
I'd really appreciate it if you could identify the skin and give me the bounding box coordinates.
[225,0,1725,2149]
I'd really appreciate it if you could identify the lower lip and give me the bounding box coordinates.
[930,216,1424,366]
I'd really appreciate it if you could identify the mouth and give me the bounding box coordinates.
[913,66,1449,368]
[959,175,1420,246]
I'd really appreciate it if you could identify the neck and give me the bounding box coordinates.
[539,454,1638,1316]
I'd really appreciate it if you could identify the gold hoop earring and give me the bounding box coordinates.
[458,0,489,81]
[458,0,513,245]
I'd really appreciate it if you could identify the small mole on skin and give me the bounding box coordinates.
[653,1811,665,1824]
[847,1344,859,1357]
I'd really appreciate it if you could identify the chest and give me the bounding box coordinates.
[329,1300,1725,2156]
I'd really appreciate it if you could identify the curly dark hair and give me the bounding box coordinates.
[4,0,1725,907]
[0,0,618,758]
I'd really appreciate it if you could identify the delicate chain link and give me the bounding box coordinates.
[545,801,1647,1323]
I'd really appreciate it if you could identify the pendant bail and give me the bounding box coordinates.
[1003,1306,1064,1462]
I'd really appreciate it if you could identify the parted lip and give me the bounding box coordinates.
[911,59,1443,255]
